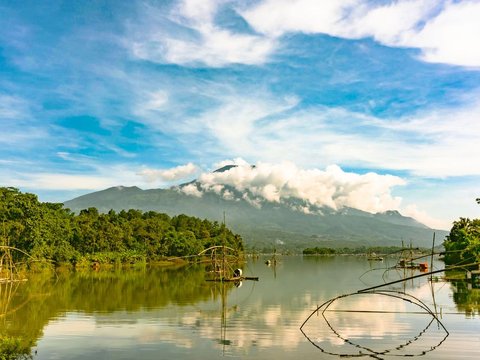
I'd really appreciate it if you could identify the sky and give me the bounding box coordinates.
[1,0,480,230]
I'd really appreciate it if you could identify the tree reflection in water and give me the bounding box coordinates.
[449,279,480,316]
[0,264,238,359]
[1,281,34,359]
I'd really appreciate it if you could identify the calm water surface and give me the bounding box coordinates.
[2,256,479,359]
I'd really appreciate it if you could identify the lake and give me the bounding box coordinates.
[1,256,479,359]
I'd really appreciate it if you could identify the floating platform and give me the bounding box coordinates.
[206,276,259,282]
[367,257,384,261]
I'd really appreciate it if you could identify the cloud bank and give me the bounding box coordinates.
[180,161,405,215]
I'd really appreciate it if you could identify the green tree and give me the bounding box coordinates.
[444,217,480,267]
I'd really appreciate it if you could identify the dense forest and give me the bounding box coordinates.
[0,187,244,267]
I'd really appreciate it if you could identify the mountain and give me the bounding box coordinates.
[64,180,446,251]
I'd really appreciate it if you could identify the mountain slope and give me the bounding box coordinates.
[64,185,446,250]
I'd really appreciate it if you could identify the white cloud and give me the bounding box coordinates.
[134,90,169,116]
[222,189,235,200]
[343,0,438,44]
[194,161,405,214]
[138,163,198,182]
[127,0,275,67]
[175,0,220,24]
[161,26,275,67]
[240,0,480,68]
[184,93,299,154]
[240,0,360,37]
[213,158,250,169]
[180,183,203,197]
[408,1,480,67]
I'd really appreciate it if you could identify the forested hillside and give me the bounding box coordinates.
[0,187,243,266]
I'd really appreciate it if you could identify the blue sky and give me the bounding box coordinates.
[1,0,480,229]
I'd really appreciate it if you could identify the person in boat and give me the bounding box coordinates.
[233,268,242,278]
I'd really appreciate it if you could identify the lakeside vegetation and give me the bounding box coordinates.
[442,198,479,268]
[302,246,427,256]
[0,187,243,268]
[443,217,480,268]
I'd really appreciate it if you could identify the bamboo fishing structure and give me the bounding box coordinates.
[0,245,29,283]
[1,216,28,283]
[203,212,258,282]
[301,232,480,357]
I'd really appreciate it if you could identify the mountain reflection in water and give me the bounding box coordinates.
[1,256,479,359]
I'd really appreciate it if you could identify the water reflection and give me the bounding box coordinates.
[0,257,479,359]
[301,290,449,358]
[1,265,226,357]
[449,280,480,316]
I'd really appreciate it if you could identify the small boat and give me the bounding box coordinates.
[397,259,428,271]
[206,266,259,282]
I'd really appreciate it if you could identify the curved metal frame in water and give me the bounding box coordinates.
[300,289,449,358]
